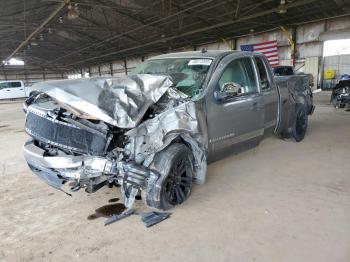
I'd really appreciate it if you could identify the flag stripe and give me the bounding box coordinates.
[254,40,277,46]
[254,47,278,53]
[265,52,279,57]
[253,43,277,49]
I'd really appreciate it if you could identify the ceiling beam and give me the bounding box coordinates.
[65,0,322,66]
[2,0,70,64]
[333,0,350,12]
[41,0,217,65]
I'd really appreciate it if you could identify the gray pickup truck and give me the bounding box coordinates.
[23,50,314,210]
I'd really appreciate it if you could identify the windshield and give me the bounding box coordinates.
[132,58,213,97]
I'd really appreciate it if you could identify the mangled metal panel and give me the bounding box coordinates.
[31,74,173,129]
[125,101,207,184]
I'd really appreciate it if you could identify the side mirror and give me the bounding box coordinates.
[214,82,242,101]
[223,82,242,94]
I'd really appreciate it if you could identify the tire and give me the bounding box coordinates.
[144,143,193,210]
[292,103,308,142]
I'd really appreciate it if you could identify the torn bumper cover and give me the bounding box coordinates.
[23,74,208,208]
[24,140,159,202]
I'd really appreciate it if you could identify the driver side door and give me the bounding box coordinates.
[205,55,264,162]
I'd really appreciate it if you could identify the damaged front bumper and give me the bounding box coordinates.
[24,140,159,206]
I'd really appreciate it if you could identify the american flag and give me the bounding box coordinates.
[240,40,279,67]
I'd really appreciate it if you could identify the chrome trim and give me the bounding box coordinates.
[23,140,110,172]
[210,128,264,151]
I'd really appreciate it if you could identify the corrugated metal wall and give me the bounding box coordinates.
[324,55,350,78]
[0,71,65,83]
[305,57,320,86]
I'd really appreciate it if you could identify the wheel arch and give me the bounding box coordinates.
[150,132,208,185]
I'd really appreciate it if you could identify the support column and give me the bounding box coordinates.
[232,38,237,50]
[292,27,297,67]
[124,58,128,75]
[110,62,114,76]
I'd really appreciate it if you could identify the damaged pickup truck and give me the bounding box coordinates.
[23,50,314,210]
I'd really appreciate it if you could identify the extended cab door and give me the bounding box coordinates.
[205,54,264,162]
[254,55,279,133]
[10,81,25,98]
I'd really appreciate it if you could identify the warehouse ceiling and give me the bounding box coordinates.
[1,0,350,72]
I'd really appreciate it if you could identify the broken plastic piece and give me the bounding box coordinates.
[140,211,171,228]
[70,182,81,192]
[104,208,135,226]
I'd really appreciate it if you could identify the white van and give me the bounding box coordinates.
[0,80,26,99]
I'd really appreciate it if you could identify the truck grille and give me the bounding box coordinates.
[25,106,109,155]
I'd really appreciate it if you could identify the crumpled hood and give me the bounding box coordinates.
[31,74,173,128]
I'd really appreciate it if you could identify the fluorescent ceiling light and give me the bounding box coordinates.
[2,58,25,66]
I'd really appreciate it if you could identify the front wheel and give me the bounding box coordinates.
[292,103,308,142]
[144,143,193,210]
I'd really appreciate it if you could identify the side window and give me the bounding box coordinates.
[10,82,22,88]
[255,57,270,90]
[218,57,258,94]
[0,82,9,90]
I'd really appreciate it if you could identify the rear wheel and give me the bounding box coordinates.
[144,143,193,210]
[292,103,308,142]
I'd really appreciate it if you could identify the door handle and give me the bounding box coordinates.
[20,88,24,90]
[6,89,11,91]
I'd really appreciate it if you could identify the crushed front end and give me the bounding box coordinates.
[24,96,159,207]
[23,75,207,209]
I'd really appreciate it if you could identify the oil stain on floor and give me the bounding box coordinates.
[87,200,126,220]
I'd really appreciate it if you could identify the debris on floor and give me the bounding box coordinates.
[139,211,171,228]
[88,197,172,228]
[103,208,171,228]
[105,208,135,226]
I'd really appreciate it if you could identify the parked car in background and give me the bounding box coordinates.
[330,79,350,108]
[273,65,314,87]
[0,80,26,99]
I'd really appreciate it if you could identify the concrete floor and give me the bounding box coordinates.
[0,92,349,262]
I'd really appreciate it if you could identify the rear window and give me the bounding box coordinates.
[273,67,294,76]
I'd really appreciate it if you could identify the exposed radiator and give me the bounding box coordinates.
[25,106,109,155]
